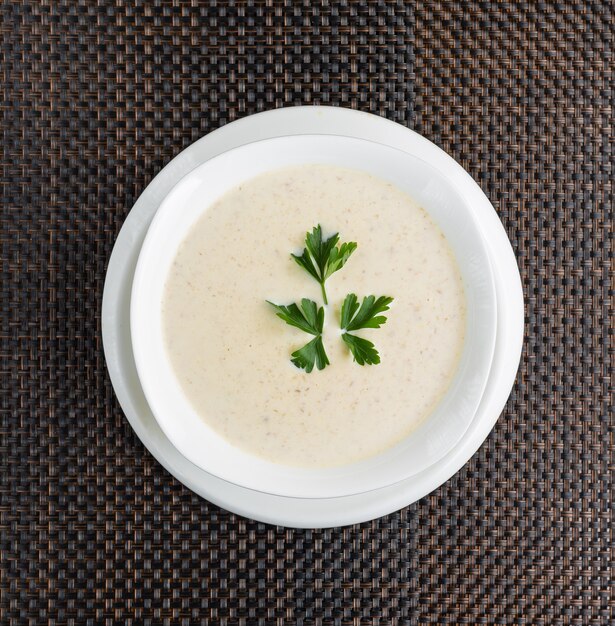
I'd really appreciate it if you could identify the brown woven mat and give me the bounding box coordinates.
[1,1,613,624]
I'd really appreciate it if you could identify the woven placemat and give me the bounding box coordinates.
[1,1,613,624]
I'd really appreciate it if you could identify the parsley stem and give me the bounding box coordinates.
[320,282,328,305]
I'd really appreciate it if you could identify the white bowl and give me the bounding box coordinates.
[131,134,497,498]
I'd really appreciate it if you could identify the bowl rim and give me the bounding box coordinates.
[130,133,498,498]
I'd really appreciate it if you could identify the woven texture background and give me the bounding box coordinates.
[1,1,613,624]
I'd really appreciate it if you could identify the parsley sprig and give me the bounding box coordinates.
[340,294,394,365]
[268,226,393,372]
[267,299,330,373]
[291,225,357,304]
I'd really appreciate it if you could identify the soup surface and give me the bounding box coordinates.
[162,165,466,467]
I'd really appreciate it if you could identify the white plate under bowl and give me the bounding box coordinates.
[130,134,497,499]
[102,106,523,527]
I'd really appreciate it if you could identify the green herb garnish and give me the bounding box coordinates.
[340,294,394,365]
[268,226,393,372]
[291,224,357,304]
[267,298,330,372]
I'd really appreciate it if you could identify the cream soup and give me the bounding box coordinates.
[162,165,466,468]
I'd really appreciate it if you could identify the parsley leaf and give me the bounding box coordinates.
[341,294,394,331]
[267,298,330,372]
[291,225,357,304]
[340,293,394,366]
[341,334,381,366]
[290,336,330,373]
[267,298,323,336]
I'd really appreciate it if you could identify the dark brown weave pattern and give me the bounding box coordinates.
[1,1,613,624]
